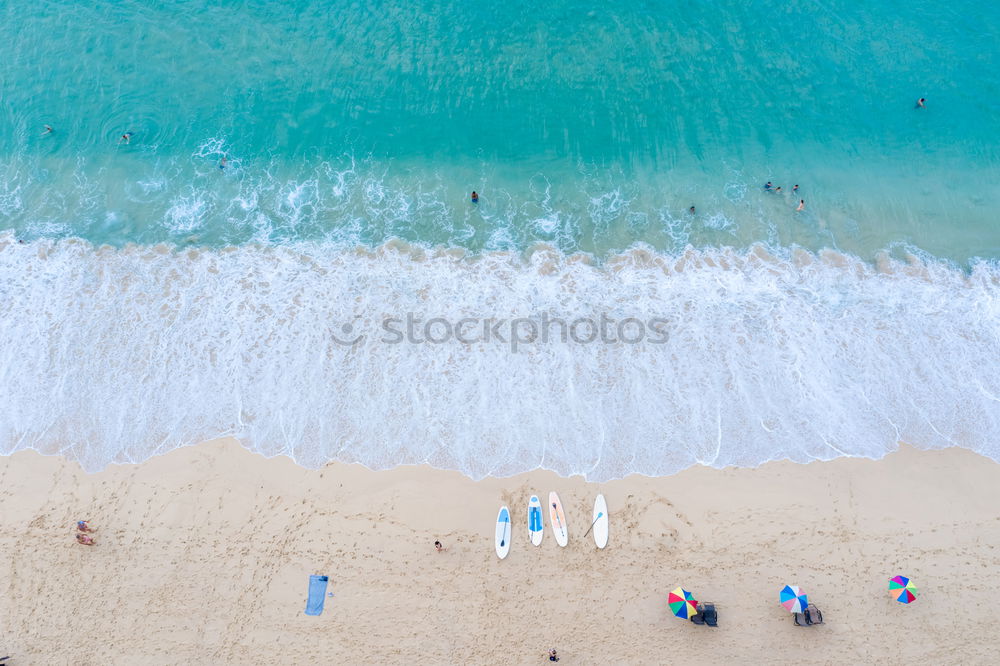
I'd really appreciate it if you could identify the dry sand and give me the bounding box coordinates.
[1,438,998,665]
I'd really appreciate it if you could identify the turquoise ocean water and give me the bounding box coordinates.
[1,1,999,478]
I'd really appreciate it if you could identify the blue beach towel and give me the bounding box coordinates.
[305,575,329,616]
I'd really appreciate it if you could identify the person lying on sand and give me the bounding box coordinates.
[76,533,95,546]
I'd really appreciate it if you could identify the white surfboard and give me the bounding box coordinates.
[495,506,511,559]
[528,495,544,546]
[592,494,609,549]
[549,491,568,547]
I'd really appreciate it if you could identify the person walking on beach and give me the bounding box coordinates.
[548,648,560,662]
[76,533,96,546]
[797,199,805,212]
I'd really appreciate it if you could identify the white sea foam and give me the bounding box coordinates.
[0,234,998,479]
[164,195,209,233]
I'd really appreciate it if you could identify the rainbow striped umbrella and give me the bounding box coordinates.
[889,576,918,604]
[668,587,698,619]
[779,585,808,613]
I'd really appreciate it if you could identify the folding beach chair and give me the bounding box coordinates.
[805,604,824,625]
[794,604,824,626]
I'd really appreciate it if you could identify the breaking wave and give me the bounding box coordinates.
[1,234,997,480]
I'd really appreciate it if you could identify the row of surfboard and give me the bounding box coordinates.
[495,491,608,559]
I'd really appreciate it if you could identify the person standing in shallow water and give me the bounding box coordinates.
[471,191,479,203]
[915,97,926,109]
[797,199,805,212]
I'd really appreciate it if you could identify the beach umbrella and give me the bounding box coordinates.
[779,585,808,613]
[889,576,918,604]
[668,587,699,619]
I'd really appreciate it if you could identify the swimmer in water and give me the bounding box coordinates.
[764,181,773,191]
[42,125,53,135]
[796,199,805,212]
[471,191,479,203]
[119,132,133,144]
[793,184,799,193]
[219,156,227,170]
[774,186,782,194]
[688,205,695,215]
[916,98,926,109]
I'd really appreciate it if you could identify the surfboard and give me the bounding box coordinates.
[593,494,609,549]
[549,491,568,547]
[495,505,511,559]
[528,495,544,546]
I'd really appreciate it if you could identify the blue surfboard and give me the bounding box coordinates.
[528,495,544,546]
[495,506,511,559]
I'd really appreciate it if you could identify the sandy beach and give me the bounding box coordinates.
[1,439,997,665]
